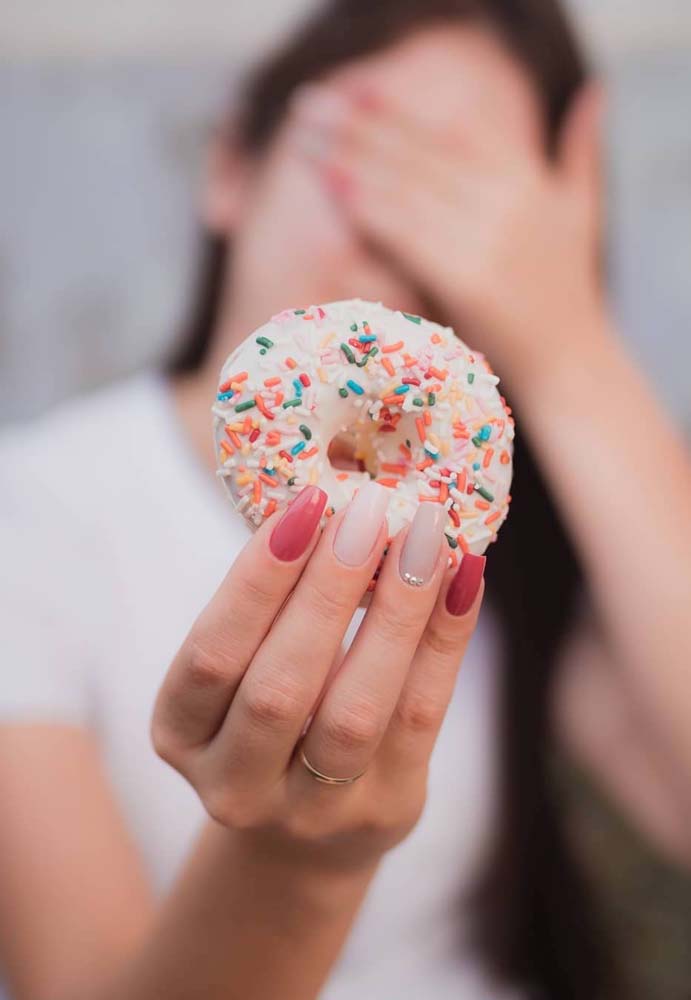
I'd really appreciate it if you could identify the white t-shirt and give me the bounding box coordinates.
[0,372,518,1000]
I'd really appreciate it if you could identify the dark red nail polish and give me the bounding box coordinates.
[446,554,486,616]
[269,486,327,562]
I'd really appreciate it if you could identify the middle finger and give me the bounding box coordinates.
[296,501,448,783]
[206,482,390,789]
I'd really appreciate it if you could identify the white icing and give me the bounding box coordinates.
[212,299,514,556]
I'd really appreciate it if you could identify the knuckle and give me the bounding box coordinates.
[424,619,467,659]
[360,808,410,842]
[150,713,181,768]
[202,792,240,829]
[238,571,281,615]
[373,601,424,647]
[284,806,335,843]
[284,803,365,844]
[202,788,258,830]
[241,678,305,730]
[283,788,428,853]
[208,799,236,829]
[203,793,233,828]
[300,578,354,628]
[393,691,445,735]
[389,797,427,838]
[373,772,429,832]
[321,701,381,755]
[185,634,235,693]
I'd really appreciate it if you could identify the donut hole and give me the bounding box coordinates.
[327,432,369,473]
[327,409,422,481]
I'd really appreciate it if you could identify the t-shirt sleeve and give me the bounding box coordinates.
[0,441,98,728]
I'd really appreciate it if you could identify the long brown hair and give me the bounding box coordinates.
[168,2,613,996]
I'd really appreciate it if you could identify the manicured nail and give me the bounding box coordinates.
[446,553,486,616]
[399,503,446,587]
[333,481,390,567]
[269,486,327,562]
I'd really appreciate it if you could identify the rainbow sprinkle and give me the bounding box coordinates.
[213,300,514,557]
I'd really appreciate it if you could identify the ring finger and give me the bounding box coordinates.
[206,482,391,791]
[294,501,448,785]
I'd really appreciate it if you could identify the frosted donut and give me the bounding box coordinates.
[212,299,514,559]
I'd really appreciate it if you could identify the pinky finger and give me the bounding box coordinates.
[377,553,486,775]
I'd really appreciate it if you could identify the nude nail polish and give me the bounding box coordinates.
[333,481,390,567]
[446,553,486,616]
[269,486,327,562]
[399,503,446,587]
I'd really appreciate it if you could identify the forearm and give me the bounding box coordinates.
[73,822,378,1000]
[509,313,691,781]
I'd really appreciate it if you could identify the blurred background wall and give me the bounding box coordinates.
[2,0,690,426]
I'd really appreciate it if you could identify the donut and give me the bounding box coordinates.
[212,299,513,561]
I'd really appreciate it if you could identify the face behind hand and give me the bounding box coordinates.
[210,23,543,338]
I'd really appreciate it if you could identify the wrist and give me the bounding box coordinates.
[501,302,617,406]
[205,821,380,912]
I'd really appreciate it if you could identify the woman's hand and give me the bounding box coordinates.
[291,81,606,383]
[152,484,484,875]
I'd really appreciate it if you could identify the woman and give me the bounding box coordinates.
[1,1,690,998]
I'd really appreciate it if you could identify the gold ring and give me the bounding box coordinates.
[299,745,367,786]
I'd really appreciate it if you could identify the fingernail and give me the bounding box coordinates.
[399,503,446,587]
[269,486,327,562]
[333,481,390,567]
[446,553,486,616]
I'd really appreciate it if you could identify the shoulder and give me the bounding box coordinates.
[0,370,173,628]
[0,373,177,724]
[0,371,168,537]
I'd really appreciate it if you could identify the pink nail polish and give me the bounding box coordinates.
[446,554,486,616]
[269,486,327,562]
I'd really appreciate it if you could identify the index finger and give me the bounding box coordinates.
[291,82,519,174]
[153,486,327,753]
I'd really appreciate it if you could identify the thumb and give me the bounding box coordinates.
[558,80,605,200]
